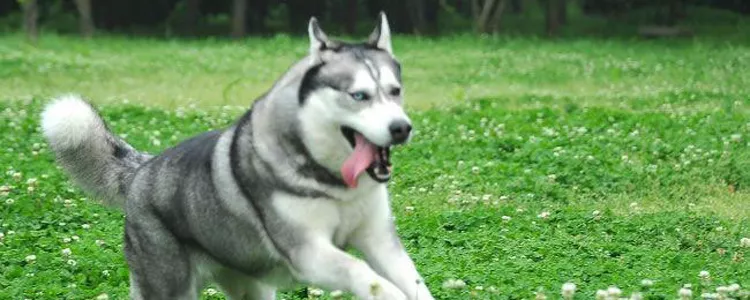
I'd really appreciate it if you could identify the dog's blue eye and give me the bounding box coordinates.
[350,92,369,101]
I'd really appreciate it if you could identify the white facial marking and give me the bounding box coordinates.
[363,59,379,79]
[350,69,377,93]
[377,67,399,91]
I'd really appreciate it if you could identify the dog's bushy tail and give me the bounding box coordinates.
[41,95,152,209]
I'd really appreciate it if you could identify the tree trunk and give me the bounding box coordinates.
[406,0,426,35]
[488,0,507,32]
[231,0,247,38]
[546,0,561,36]
[345,0,358,35]
[74,0,95,38]
[557,0,567,25]
[476,0,497,33]
[471,0,481,21]
[22,0,39,43]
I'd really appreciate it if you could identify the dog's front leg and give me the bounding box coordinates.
[351,219,435,300]
[288,240,407,300]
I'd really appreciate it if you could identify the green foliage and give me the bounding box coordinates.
[1,35,749,299]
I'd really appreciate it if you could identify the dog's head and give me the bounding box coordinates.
[297,13,410,189]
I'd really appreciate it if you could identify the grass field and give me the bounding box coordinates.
[1,32,750,299]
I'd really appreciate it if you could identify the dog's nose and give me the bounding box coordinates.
[389,120,412,145]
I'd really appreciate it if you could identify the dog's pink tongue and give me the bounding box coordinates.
[341,133,377,188]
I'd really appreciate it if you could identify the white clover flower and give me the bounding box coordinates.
[25,255,37,262]
[727,283,740,293]
[716,286,730,295]
[630,291,643,300]
[102,270,111,277]
[641,279,654,287]
[330,290,344,299]
[72,235,80,241]
[61,248,72,256]
[699,271,710,279]
[308,287,324,297]
[607,286,622,298]
[67,259,77,266]
[535,290,547,300]
[502,216,512,222]
[82,224,91,230]
[95,293,109,300]
[5,199,14,205]
[561,282,576,299]
[26,178,37,186]
[538,211,551,219]
[679,287,693,299]
[63,237,72,243]
[95,240,106,247]
[595,289,608,300]
[471,166,480,173]
[0,232,4,240]
[442,279,466,290]
[204,288,218,296]
[740,237,750,248]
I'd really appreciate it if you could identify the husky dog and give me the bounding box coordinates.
[41,12,434,300]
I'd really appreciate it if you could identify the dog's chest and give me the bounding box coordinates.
[272,185,388,247]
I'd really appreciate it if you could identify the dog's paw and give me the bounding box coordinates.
[368,281,407,300]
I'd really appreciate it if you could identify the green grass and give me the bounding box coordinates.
[1,33,750,299]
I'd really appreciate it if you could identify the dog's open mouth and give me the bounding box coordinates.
[340,126,392,188]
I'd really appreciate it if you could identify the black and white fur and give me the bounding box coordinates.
[41,13,434,300]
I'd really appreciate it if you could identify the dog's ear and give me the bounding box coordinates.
[308,17,330,64]
[368,11,393,54]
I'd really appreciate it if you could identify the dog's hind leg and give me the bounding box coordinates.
[124,215,201,300]
[214,270,276,300]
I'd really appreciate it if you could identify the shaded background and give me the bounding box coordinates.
[1,0,749,41]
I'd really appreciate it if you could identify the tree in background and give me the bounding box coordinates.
[473,0,508,33]
[19,0,38,43]
[73,0,94,38]
[545,0,562,36]
[231,0,246,38]
[4,0,749,39]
